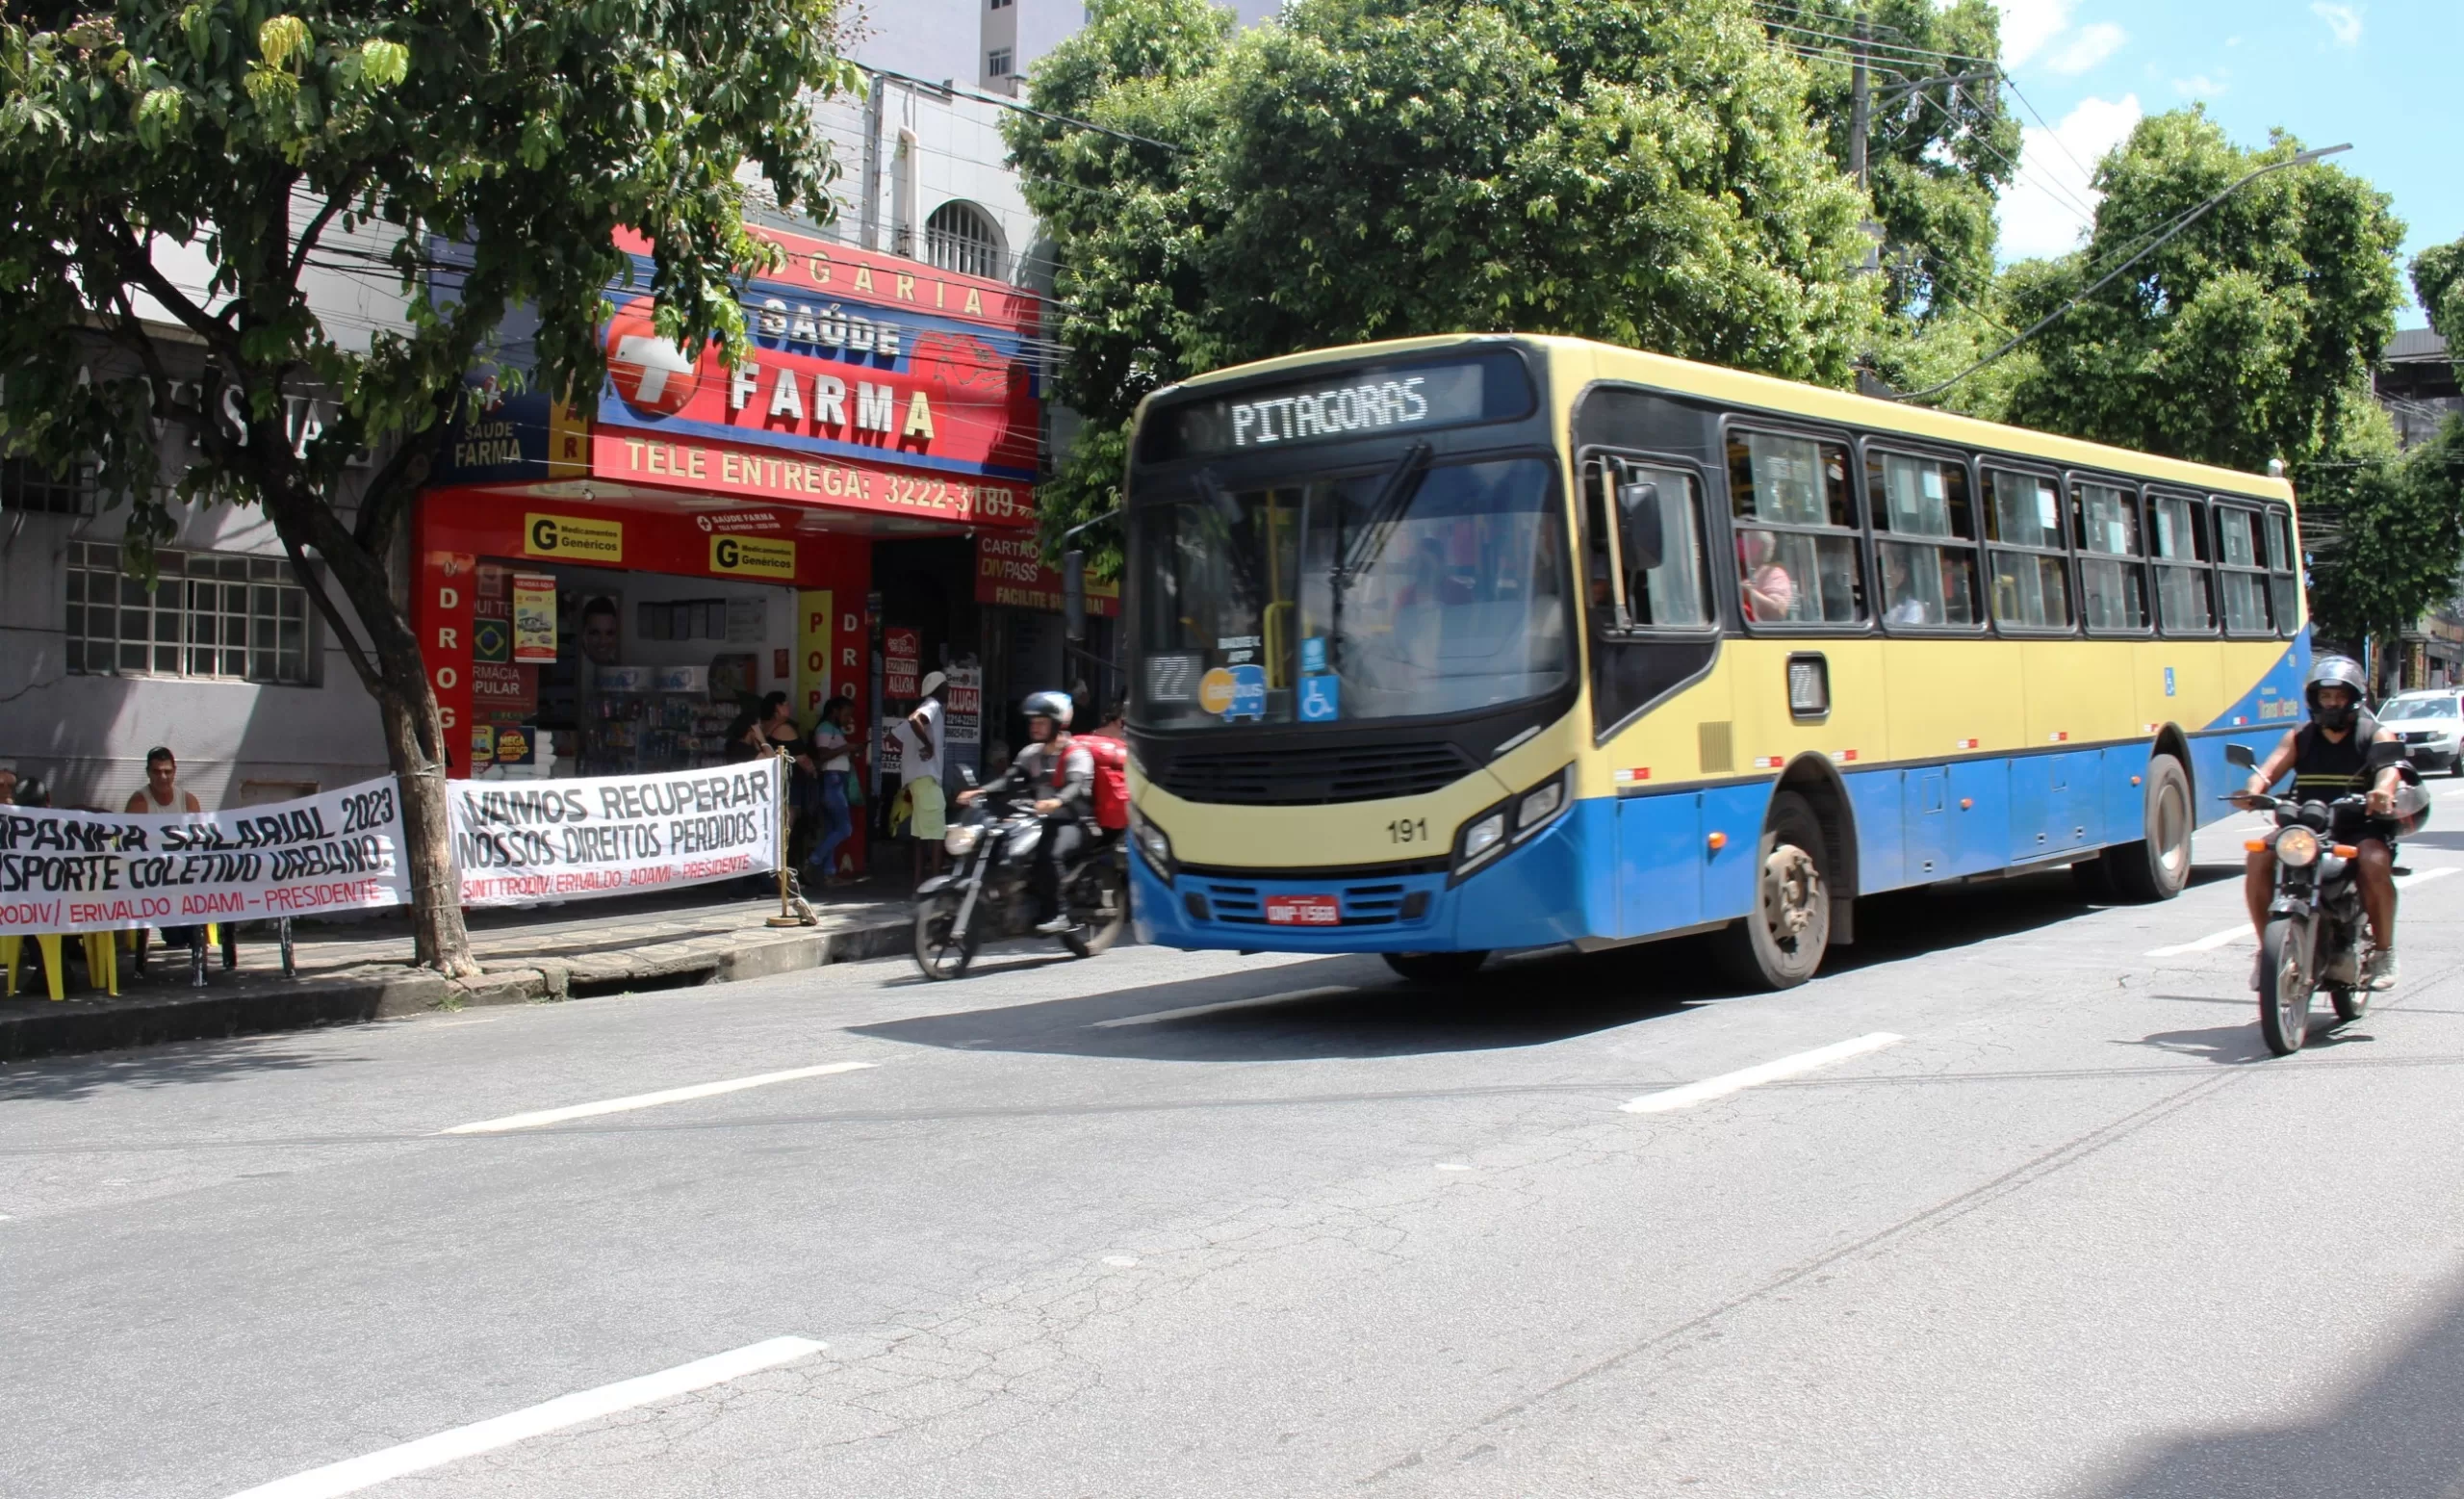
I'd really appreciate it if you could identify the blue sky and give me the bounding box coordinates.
[1992,0,2461,321]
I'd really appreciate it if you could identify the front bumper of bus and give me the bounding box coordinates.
[1128,803,1594,955]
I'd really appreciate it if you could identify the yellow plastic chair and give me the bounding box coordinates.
[0,933,115,999]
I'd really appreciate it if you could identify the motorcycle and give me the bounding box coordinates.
[911,771,1130,980]
[2223,741,2415,1055]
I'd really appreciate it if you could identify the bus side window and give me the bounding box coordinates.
[1614,462,1710,630]
[2148,491,2215,634]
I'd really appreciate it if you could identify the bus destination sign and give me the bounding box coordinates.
[1155,350,1530,461]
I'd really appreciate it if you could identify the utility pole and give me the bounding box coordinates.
[1848,8,1870,191]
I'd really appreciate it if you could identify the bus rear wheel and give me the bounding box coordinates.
[1714,790,1830,991]
[1382,951,1489,985]
[2097,755,2192,903]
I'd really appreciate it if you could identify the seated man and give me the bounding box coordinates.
[2233,655,2406,989]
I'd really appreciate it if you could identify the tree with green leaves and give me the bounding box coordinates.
[1010,0,1882,561]
[1998,110,2405,477]
[1765,0,2018,326]
[0,2,857,973]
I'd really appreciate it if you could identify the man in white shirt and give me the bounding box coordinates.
[894,670,949,884]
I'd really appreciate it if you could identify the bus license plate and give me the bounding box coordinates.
[1266,894,1341,926]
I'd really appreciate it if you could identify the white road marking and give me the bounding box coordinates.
[1090,986,1353,1028]
[1102,1255,1139,1267]
[439,1063,877,1135]
[220,1335,826,1499]
[2146,867,2454,957]
[2147,926,2253,958]
[1620,1033,1905,1115]
[1435,1163,1473,1172]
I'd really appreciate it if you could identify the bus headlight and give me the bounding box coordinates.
[2275,826,2320,867]
[1461,812,1507,865]
[1453,765,1574,883]
[1516,766,1572,835]
[1131,808,1175,883]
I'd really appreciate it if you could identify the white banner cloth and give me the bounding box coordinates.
[0,779,410,936]
[448,761,783,908]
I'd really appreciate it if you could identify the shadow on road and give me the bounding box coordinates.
[2069,1272,2464,1498]
[858,861,2218,1062]
[0,1038,345,1102]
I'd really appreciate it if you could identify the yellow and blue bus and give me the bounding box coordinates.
[1118,335,2305,986]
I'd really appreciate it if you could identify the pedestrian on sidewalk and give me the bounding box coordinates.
[893,671,949,887]
[808,694,859,887]
[127,746,204,959]
[0,763,15,804]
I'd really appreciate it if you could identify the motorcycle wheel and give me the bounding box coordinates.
[2257,915,2312,1056]
[912,890,978,981]
[1060,863,1130,959]
[2331,983,2369,1022]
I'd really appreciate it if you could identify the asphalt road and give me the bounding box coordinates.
[10,793,2464,1499]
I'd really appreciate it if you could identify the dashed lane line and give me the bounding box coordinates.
[1620,1033,1905,1115]
[2147,866,2457,957]
[438,1063,878,1135]
[219,1336,827,1499]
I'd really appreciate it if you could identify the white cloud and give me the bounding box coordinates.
[1999,93,2143,262]
[2171,71,2229,98]
[2045,21,2126,74]
[2312,2,2363,45]
[1995,0,2075,69]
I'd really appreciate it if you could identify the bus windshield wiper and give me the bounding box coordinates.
[1333,441,1432,597]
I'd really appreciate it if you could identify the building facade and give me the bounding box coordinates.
[2374,326,2464,688]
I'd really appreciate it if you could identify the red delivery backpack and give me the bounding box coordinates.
[1066,734,1132,831]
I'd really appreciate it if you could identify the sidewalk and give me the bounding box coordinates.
[0,881,912,1064]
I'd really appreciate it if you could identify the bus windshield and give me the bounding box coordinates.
[1132,456,1572,729]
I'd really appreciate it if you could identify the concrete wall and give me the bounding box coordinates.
[0,499,391,814]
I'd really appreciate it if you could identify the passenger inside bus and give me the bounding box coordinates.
[1738,530,1797,621]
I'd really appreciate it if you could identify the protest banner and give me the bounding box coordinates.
[448,759,783,907]
[0,779,411,936]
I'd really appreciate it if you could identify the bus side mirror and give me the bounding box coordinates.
[1063,549,1088,643]
[2224,743,2256,769]
[1617,482,1663,570]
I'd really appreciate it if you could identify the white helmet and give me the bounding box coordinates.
[1021,689,1074,727]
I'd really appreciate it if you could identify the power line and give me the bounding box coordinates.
[1891,143,2353,402]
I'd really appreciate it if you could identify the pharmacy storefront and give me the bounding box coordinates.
[413,231,1043,859]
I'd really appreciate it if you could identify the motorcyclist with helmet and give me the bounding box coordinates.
[955,689,1095,935]
[2232,655,2409,990]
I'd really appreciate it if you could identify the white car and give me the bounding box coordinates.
[2378,690,2464,775]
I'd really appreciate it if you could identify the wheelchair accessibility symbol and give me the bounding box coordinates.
[1299,673,1341,722]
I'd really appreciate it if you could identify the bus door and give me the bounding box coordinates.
[1583,452,1721,936]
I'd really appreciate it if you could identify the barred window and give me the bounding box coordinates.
[1,455,91,516]
[65,541,314,684]
[924,200,1005,281]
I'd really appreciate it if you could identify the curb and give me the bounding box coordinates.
[0,916,911,1065]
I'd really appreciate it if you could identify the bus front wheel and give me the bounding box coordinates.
[1715,790,1831,991]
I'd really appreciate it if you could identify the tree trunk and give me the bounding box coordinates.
[273,498,479,978]
[374,673,479,977]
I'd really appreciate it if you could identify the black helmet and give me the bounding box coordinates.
[2305,655,2366,731]
[1021,689,1074,728]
